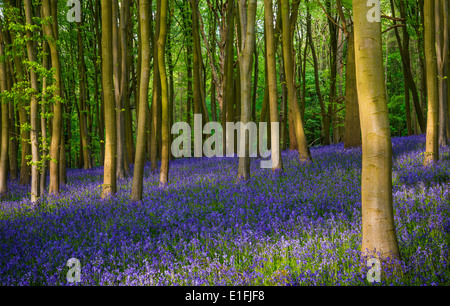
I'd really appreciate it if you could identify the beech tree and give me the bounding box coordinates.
[159,0,169,186]
[424,0,439,165]
[0,26,8,197]
[131,0,151,202]
[353,0,400,259]
[101,0,117,198]
[24,0,40,203]
[264,0,282,172]
[281,0,311,162]
[42,0,63,196]
[236,0,258,181]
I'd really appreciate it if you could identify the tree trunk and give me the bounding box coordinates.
[344,31,361,148]
[159,0,169,186]
[77,15,93,170]
[131,0,151,202]
[151,0,161,171]
[0,35,9,197]
[264,0,283,172]
[353,0,400,260]
[101,0,117,198]
[42,0,63,196]
[236,0,257,181]
[436,0,449,146]
[24,0,41,203]
[281,0,311,162]
[424,0,440,165]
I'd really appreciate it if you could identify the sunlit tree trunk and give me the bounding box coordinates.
[353,0,400,260]
[424,0,439,165]
[264,0,282,172]
[0,34,9,197]
[101,0,117,198]
[281,0,311,162]
[24,0,41,203]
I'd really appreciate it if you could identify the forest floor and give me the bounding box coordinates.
[0,134,449,285]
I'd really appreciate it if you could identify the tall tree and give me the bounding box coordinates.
[159,0,169,186]
[101,0,117,198]
[343,31,361,148]
[424,0,439,165]
[281,0,311,162]
[42,0,63,196]
[264,0,283,172]
[24,0,40,203]
[77,8,93,170]
[112,0,127,180]
[353,0,400,259]
[236,0,258,181]
[436,0,449,146]
[0,27,9,197]
[131,0,151,202]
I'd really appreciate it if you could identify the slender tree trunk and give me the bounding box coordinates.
[236,0,257,181]
[159,0,169,186]
[150,0,161,171]
[131,0,151,202]
[353,0,400,260]
[223,2,235,156]
[264,0,283,172]
[281,0,311,162]
[77,16,92,170]
[326,0,338,145]
[344,31,361,148]
[436,0,448,146]
[24,0,41,203]
[191,0,207,134]
[424,0,440,165]
[42,0,63,196]
[307,5,326,146]
[0,35,9,197]
[101,0,117,198]
[121,0,133,169]
[252,40,259,123]
[112,0,125,180]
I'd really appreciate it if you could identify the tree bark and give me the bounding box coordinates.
[42,0,63,196]
[264,0,283,172]
[159,0,169,186]
[131,0,151,202]
[281,0,311,162]
[353,0,400,260]
[236,0,258,181]
[344,31,361,148]
[424,0,440,165]
[436,0,449,146]
[24,0,41,203]
[101,0,117,198]
[0,33,9,197]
